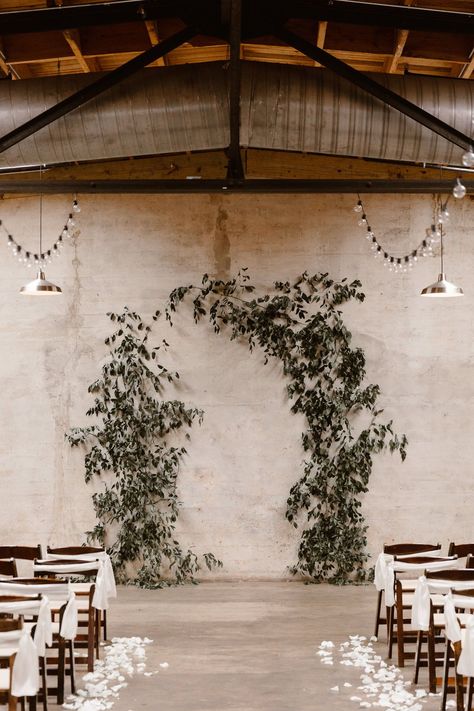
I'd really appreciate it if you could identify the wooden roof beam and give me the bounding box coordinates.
[63,29,99,73]
[385,29,409,74]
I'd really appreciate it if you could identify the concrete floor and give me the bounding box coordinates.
[57,582,443,711]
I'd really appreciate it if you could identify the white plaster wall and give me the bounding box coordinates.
[0,192,472,578]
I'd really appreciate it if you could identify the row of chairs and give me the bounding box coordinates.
[0,544,115,711]
[374,542,474,711]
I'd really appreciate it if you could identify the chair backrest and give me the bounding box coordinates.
[0,618,21,632]
[449,543,474,558]
[426,569,474,582]
[0,559,17,578]
[0,546,42,561]
[47,546,104,556]
[385,543,441,556]
[34,559,99,579]
[0,578,70,601]
[394,555,455,565]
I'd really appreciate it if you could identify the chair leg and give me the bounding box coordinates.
[8,694,17,711]
[27,696,37,711]
[87,609,95,672]
[68,641,76,695]
[387,606,394,660]
[38,657,47,711]
[427,624,437,693]
[396,592,405,667]
[441,640,452,711]
[95,611,100,658]
[466,676,473,711]
[57,638,65,706]
[374,590,383,639]
[414,631,423,684]
[103,610,107,642]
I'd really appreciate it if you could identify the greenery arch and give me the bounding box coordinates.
[69,270,406,587]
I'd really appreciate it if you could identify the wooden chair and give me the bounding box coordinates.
[0,619,23,711]
[0,578,75,706]
[414,570,474,693]
[374,543,441,640]
[0,596,48,711]
[390,554,457,667]
[47,546,109,640]
[449,544,474,559]
[439,589,474,711]
[0,560,18,579]
[34,559,100,672]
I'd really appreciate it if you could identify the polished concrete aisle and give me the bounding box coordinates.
[72,582,441,711]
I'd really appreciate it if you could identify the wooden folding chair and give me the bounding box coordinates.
[0,596,48,711]
[0,578,75,706]
[389,555,457,667]
[449,544,474,559]
[47,545,109,641]
[0,619,23,711]
[0,548,42,562]
[374,543,441,640]
[34,559,100,672]
[414,570,474,693]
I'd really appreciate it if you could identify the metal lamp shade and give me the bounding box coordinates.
[421,272,464,298]
[20,270,62,295]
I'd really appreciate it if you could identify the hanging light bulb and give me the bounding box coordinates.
[358,214,368,227]
[439,207,450,224]
[462,147,474,167]
[421,228,463,298]
[453,178,467,199]
[72,199,81,214]
[20,165,62,296]
[353,200,363,213]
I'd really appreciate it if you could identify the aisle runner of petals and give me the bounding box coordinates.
[317,635,452,711]
[63,636,166,711]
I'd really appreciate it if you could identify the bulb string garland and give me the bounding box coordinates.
[2,196,80,269]
[353,194,453,273]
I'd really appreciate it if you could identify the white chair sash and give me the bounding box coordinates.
[46,551,117,605]
[385,557,458,608]
[0,596,52,655]
[444,593,463,643]
[0,629,39,697]
[374,549,444,593]
[458,618,474,677]
[411,572,472,631]
[0,581,76,640]
[36,557,113,611]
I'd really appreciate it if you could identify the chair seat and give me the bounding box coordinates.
[0,667,10,691]
[0,647,17,658]
[401,579,419,590]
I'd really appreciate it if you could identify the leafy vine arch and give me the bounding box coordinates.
[69,270,406,587]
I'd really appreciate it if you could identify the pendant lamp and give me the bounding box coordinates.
[20,167,62,296]
[420,228,463,298]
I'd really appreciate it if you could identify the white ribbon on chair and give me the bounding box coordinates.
[444,593,463,643]
[384,557,459,608]
[0,596,52,655]
[374,548,444,594]
[0,580,77,641]
[0,629,39,697]
[38,555,116,611]
[458,617,474,677]
[411,574,474,631]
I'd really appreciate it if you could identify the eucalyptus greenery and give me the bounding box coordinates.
[67,307,222,588]
[166,270,407,583]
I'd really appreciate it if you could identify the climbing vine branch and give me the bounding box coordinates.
[166,270,407,583]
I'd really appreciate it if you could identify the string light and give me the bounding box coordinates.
[453,178,467,199]
[352,194,453,274]
[2,195,80,270]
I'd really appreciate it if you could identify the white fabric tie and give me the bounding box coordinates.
[384,557,459,608]
[458,617,474,677]
[60,592,78,640]
[374,553,389,591]
[411,576,431,631]
[0,629,39,697]
[41,553,116,610]
[444,593,463,643]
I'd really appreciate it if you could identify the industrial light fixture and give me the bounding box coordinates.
[420,228,463,298]
[20,167,62,296]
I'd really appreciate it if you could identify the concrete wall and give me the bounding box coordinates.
[1,192,472,578]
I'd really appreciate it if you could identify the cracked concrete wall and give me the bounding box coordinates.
[0,192,472,578]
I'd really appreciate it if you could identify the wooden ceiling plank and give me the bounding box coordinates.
[316,21,328,49]
[459,50,474,78]
[385,28,409,73]
[63,29,99,73]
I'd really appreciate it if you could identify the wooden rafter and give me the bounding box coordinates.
[385,29,409,74]
[63,29,99,73]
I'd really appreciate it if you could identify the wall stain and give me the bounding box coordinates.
[213,204,231,278]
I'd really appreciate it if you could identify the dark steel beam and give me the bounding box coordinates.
[276,27,474,152]
[0,26,196,155]
[226,0,244,181]
[0,179,470,193]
